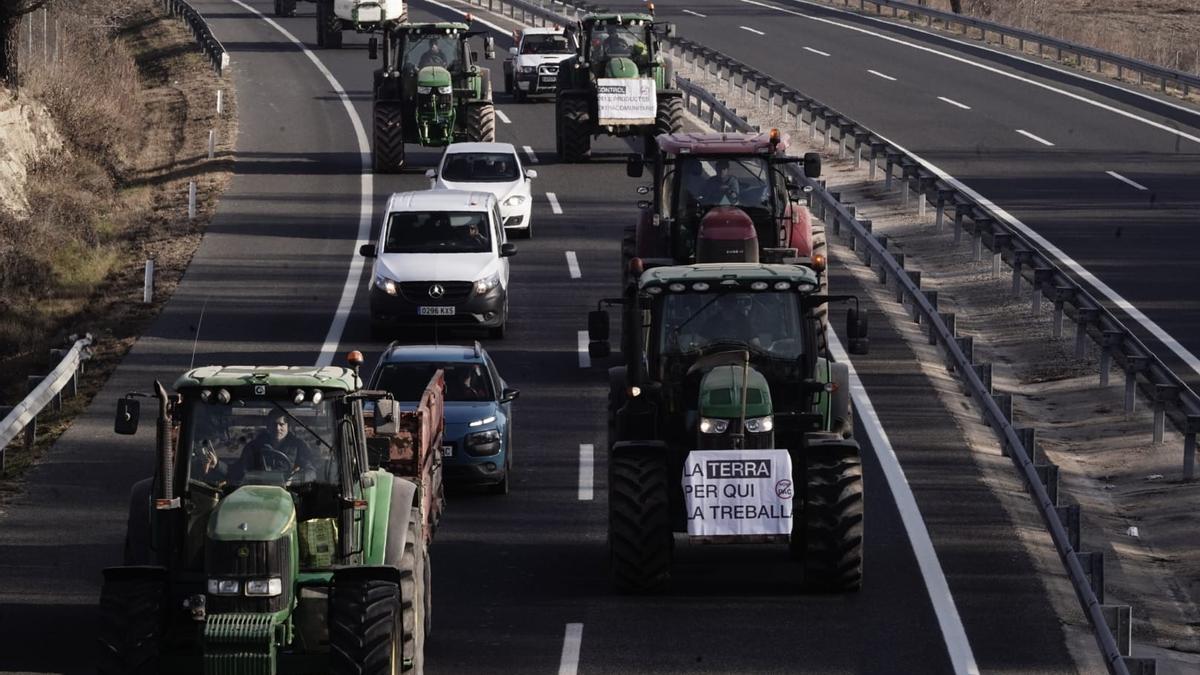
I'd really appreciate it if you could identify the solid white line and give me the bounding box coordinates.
[565,251,581,279]
[682,8,707,17]
[868,69,897,81]
[496,109,511,124]
[803,46,831,56]
[743,0,1200,145]
[577,331,590,368]
[1106,170,1148,191]
[827,330,981,675]
[740,25,765,35]
[546,192,563,214]
[937,96,971,110]
[228,0,372,369]
[522,145,539,163]
[1016,129,1055,146]
[558,623,584,675]
[578,444,594,500]
[421,0,511,33]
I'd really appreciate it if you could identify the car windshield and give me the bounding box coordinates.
[384,211,491,253]
[184,398,339,490]
[656,291,804,359]
[440,153,519,182]
[522,33,573,54]
[676,156,772,210]
[374,362,494,402]
[403,34,461,70]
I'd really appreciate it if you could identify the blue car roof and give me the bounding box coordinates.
[379,343,485,363]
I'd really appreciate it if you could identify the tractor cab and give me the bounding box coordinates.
[577,14,665,76]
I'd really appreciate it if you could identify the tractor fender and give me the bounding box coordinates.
[332,565,406,586]
[829,361,853,437]
[634,209,660,258]
[787,202,814,257]
[384,477,420,569]
[123,477,154,566]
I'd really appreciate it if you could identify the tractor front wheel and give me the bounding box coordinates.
[466,104,497,143]
[793,437,864,592]
[374,103,405,174]
[98,575,166,675]
[654,95,683,138]
[559,97,590,162]
[316,0,342,49]
[608,451,673,593]
[329,578,405,675]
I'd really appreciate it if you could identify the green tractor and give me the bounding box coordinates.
[371,22,497,173]
[587,262,870,593]
[98,355,446,673]
[554,11,683,162]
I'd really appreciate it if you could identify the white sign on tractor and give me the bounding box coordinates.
[682,449,794,537]
[596,78,658,125]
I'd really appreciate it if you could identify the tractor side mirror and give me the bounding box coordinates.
[368,37,378,60]
[500,388,520,403]
[509,46,519,57]
[500,242,518,257]
[588,309,611,359]
[666,23,677,39]
[846,307,870,355]
[373,399,400,436]
[786,181,801,201]
[359,243,377,258]
[114,397,140,435]
[803,152,822,178]
[484,36,496,60]
[626,153,644,178]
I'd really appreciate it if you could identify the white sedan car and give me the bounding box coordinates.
[426,142,537,238]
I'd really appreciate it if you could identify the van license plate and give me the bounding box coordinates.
[419,306,455,316]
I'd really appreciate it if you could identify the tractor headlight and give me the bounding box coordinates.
[417,85,432,94]
[438,85,453,94]
[744,415,774,433]
[244,578,284,597]
[699,417,728,434]
[207,579,240,595]
[474,272,500,295]
[503,194,526,207]
[375,274,398,296]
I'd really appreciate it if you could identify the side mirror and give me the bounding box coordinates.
[368,37,378,60]
[114,397,140,435]
[524,169,538,180]
[588,340,611,360]
[484,36,496,60]
[500,387,520,403]
[500,242,518,257]
[373,399,400,436]
[359,243,377,258]
[846,307,869,355]
[666,23,677,39]
[588,309,609,341]
[626,153,644,178]
[803,152,822,178]
[424,168,436,179]
[509,46,519,57]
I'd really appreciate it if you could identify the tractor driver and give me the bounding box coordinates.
[234,409,320,482]
[419,39,449,68]
[696,294,768,348]
[700,160,741,206]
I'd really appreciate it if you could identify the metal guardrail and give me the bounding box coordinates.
[0,334,94,475]
[808,0,1199,98]
[162,0,229,76]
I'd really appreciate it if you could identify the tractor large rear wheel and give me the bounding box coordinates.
[793,437,864,592]
[374,103,405,174]
[466,104,497,143]
[653,95,683,137]
[329,578,404,675]
[609,451,673,593]
[559,97,590,162]
[399,514,427,672]
[98,575,166,675]
[316,0,342,49]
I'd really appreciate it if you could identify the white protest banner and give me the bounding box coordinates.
[682,449,794,537]
[597,77,657,125]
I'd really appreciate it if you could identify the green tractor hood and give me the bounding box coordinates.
[417,65,453,89]
[699,365,773,419]
[415,65,456,146]
[605,56,640,78]
[208,485,296,542]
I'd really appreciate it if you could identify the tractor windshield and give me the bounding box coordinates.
[521,33,573,54]
[385,211,492,253]
[183,398,340,490]
[655,291,804,360]
[587,23,647,61]
[403,33,462,71]
[676,156,773,211]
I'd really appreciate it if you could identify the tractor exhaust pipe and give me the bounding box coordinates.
[154,380,174,504]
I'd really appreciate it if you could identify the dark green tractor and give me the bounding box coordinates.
[98,358,447,673]
[555,12,683,162]
[371,22,497,173]
[587,263,870,593]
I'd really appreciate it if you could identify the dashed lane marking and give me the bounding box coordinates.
[937,96,971,110]
[547,192,563,214]
[578,444,594,500]
[868,69,897,81]
[522,145,539,163]
[1016,129,1055,146]
[740,25,765,35]
[1106,170,1148,191]
[566,251,581,279]
[804,46,831,56]
[559,623,584,675]
[496,109,511,124]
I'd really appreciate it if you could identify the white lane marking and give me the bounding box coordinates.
[228,0,372,368]
[577,331,590,368]
[578,444,594,500]
[740,25,765,35]
[682,8,707,17]
[522,145,539,163]
[1016,129,1055,146]
[421,0,511,34]
[868,69,897,81]
[827,329,981,675]
[546,192,563,214]
[1106,170,1148,191]
[565,251,581,279]
[803,46,831,56]
[744,0,1200,145]
[937,95,971,110]
[496,109,511,124]
[558,623,584,675]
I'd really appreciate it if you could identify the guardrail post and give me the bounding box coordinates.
[972,363,992,394]
[1099,330,1122,387]
[952,205,965,244]
[1050,287,1076,339]
[217,89,224,115]
[868,143,884,181]
[1031,268,1054,314]
[991,232,1011,278]
[1013,427,1036,461]
[1152,385,1179,444]
[858,219,872,263]
[922,290,938,323]
[1123,356,1149,414]
[884,154,896,190]
[954,336,973,369]
[933,311,955,346]
[1100,605,1133,657]
[1183,416,1200,480]
[1056,504,1081,550]
[1011,250,1033,296]
[188,180,197,220]
[25,376,43,451]
[992,392,1013,425]
[1076,551,1104,604]
[1074,308,1100,358]
[934,190,952,232]
[1034,463,1060,505]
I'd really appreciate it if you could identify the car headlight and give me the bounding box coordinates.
[744,415,774,433]
[374,274,398,296]
[503,194,527,207]
[464,428,501,456]
[473,273,500,295]
[417,85,432,94]
[468,415,497,428]
[519,65,536,73]
[207,579,240,595]
[438,85,452,94]
[699,417,729,434]
[244,578,284,597]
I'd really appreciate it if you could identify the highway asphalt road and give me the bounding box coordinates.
[0,0,1082,672]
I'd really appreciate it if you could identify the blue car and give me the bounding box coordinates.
[369,342,518,494]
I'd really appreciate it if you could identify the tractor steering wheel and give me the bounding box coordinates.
[256,445,293,473]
